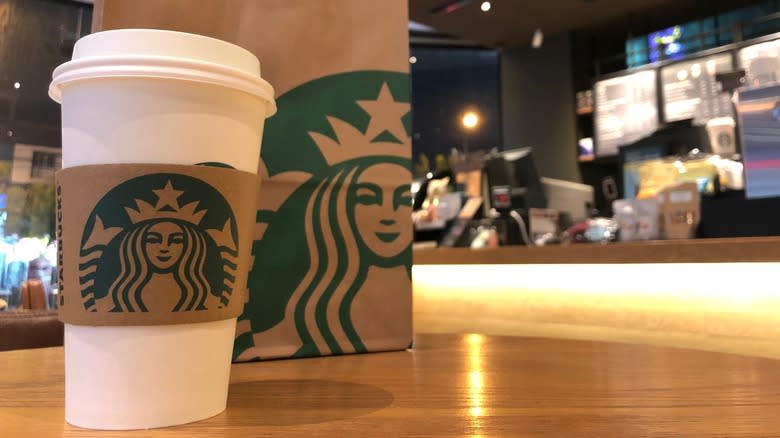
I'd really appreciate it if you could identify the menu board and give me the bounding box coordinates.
[594,70,658,157]
[661,53,733,124]
[739,39,780,87]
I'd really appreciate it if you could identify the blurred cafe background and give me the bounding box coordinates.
[1,0,780,332]
[409,0,780,249]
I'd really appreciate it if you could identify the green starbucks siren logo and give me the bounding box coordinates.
[235,71,413,361]
[79,174,239,313]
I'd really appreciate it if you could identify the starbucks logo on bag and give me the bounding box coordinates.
[79,174,239,313]
[235,71,413,360]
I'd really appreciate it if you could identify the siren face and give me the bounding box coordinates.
[354,163,413,258]
[144,221,186,271]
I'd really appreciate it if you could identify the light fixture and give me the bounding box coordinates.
[13,82,20,89]
[480,1,491,12]
[532,28,544,49]
[462,111,479,130]
[409,56,417,64]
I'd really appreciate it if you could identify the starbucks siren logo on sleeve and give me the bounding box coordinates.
[236,72,412,360]
[79,174,239,313]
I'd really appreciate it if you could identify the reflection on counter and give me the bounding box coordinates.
[413,262,780,360]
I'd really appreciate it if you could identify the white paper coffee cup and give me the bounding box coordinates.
[49,29,275,430]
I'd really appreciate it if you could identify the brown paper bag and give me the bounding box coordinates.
[94,0,413,361]
[658,182,700,240]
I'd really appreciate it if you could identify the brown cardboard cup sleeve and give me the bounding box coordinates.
[56,164,258,326]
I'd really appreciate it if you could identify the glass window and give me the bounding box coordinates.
[410,46,501,177]
[0,0,92,311]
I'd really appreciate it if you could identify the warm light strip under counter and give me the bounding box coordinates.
[413,263,780,359]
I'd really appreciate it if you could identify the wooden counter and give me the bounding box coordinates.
[5,333,780,436]
[414,236,780,264]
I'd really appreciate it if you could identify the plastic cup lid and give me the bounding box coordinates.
[49,29,276,117]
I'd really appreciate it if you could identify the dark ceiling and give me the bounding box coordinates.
[409,0,770,47]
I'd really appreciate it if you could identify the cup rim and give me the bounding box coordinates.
[49,29,276,117]
[49,54,276,116]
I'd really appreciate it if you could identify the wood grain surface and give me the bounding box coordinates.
[413,236,780,265]
[3,333,780,436]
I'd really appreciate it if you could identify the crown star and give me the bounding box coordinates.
[357,83,410,142]
[153,181,184,210]
[308,82,410,166]
[125,180,207,225]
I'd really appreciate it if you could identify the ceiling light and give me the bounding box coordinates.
[480,1,491,12]
[531,28,544,49]
[462,111,479,130]
[409,56,418,64]
[13,82,20,89]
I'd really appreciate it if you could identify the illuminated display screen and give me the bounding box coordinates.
[739,39,780,87]
[627,17,723,68]
[594,70,659,157]
[737,84,780,199]
[661,53,734,123]
[648,26,684,63]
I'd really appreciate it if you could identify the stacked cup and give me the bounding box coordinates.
[49,29,275,430]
